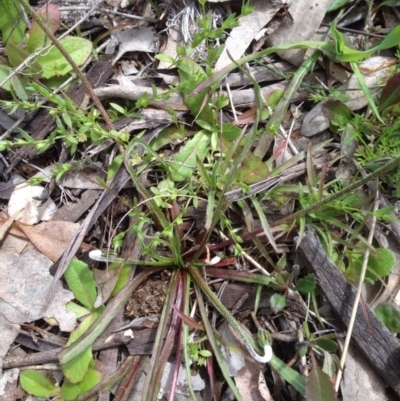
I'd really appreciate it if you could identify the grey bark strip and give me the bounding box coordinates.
[297,227,400,396]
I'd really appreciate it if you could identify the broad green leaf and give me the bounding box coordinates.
[62,346,93,384]
[65,259,97,310]
[376,303,400,332]
[236,151,269,184]
[0,63,13,91]
[314,338,337,353]
[351,248,395,283]
[296,274,316,294]
[0,0,26,45]
[221,123,241,140]
[378,72,400,112]
[5,43,42,75]
[176,56,213,122]
[26,4,61,53]
[20,370,60,397]
[36,36,92,78]
[306,365,337,401]
[170,131,210,181]
[155,53,175,64]
[150,126,193,151]
[78,369,101,393]
[61,380,81,400]
[11,74,30,100]
[270,355,306,395]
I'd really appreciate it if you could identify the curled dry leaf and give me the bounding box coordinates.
[8,183,56,225]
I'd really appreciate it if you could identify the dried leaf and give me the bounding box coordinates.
[0,249,76,331]
[8,182,56,225]
[17,220,79,262]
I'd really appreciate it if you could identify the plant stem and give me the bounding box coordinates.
[17,0,115,132]
[273,155,400,227]
[254,50,321,159]
[188,264,272,363]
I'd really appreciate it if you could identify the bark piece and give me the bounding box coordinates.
[297,227,400,396]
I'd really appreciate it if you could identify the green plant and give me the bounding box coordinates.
[0,2,92,99]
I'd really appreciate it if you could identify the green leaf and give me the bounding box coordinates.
[77,369,101,393]
[376,303,400,332]
[321,100,353,131]
[270,294,286,313]
[0,0,26,45]
[107,153,123,181]
[351,248,395,283]
[66,301,91,319]
[314,338,338,353]
[62,346,93,384]
[350,61,383,123]
[61,380,81,400]
[270,355,306,395]
[110,264,131,297]
[378,72,400,112]
[5,43,42,75]
[155,53,175,64]
[11,74,31,100]
[306,365,337,401]
[170,131,210,181]
[26,4,61,53]
[176,56,213,122]
[20,370,60,397]
[0,63,13,91]
[67,311,101,346]
[36,37,92,78]
[65,259,97,310]
[327,0,352,11]
[236,152,269,184]
[296,274,316,294]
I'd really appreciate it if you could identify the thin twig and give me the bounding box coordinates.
[334,187,380,391]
